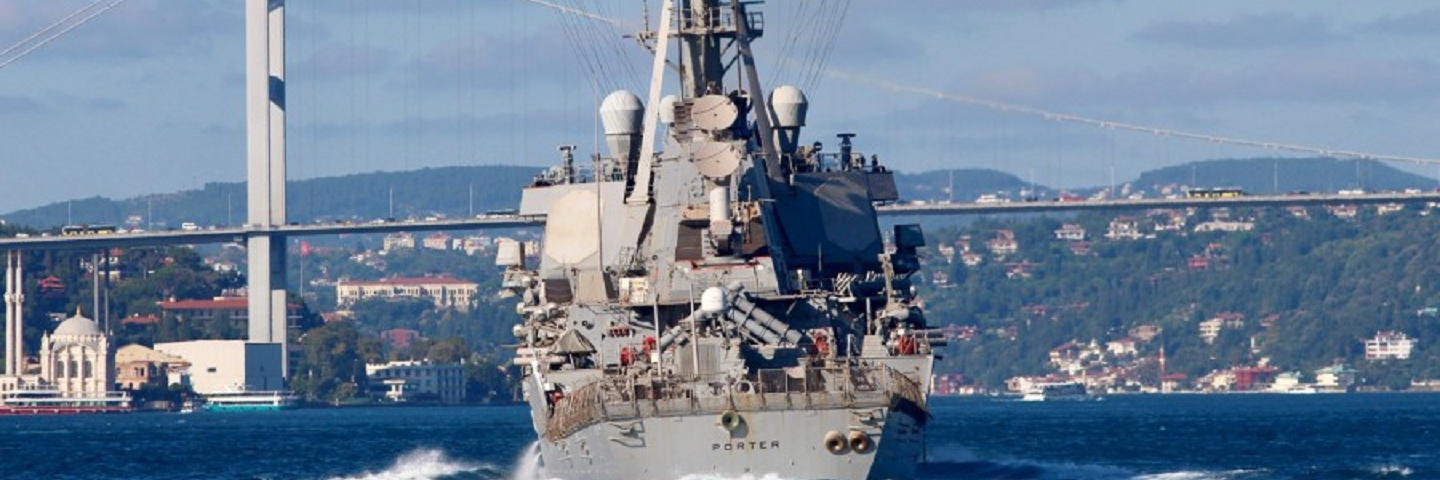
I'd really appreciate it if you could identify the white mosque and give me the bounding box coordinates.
[2,252,129,411]
[39,308,115,397]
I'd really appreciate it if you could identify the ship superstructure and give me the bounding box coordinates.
[503,2,940,479]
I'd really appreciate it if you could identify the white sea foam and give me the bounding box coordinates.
[673,474,789,480]
[329,448,488,480]
[1133,470,1259,480]
[509,441,560,480]
[1372,463,1414,477]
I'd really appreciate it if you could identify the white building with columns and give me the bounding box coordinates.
[40,310,114,396]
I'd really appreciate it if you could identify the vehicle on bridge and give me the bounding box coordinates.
[60,224,118,236]
[1186,187,1245,199]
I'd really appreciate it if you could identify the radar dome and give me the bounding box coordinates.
[600,90,644,135]
[770,85,808,128]
[658,95,680,126]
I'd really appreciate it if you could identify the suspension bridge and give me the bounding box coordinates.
[2,0,1436,379]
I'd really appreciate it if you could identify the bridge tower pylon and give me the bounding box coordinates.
[245,0,288,375]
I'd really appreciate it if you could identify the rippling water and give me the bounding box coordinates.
[3,393,1437,479]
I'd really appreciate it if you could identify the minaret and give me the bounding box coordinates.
[1159,345,1168,393]
[4,251,22,377]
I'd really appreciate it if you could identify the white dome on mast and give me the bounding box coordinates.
[599,90,644,136]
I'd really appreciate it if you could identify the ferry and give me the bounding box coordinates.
[0,388,132,415]
[1020,381,1090,401]
[203,389,298,412]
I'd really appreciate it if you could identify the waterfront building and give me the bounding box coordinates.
[1053,224,1086,241]
[1104,216,1144,240]
[987,230,1018,257]
[115,344,189,390]
[335,277,478,311]
[1105,337,1138,357]
[461,235,491,256]
[422,233,453,250]
[365,360,466,404]
[153,340,284,394]
[1314,365,1357,391]
[382,232,416,252]
[1199,312,1245,344]
[158,297,302,331]
[1270,371,1304,392]
[1365,331,1415,360]
[1194,220,1255,232]
[40,310,115,397]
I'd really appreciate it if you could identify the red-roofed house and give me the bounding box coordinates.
[158,296,302,325]
[335,277,479,311]
[380,328,427,350]
[120,314,160,326]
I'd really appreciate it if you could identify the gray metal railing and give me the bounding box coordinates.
[543,364,925,441]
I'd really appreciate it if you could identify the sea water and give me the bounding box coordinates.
[2,393,1437,479]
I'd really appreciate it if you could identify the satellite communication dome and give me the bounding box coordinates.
[700,287,727,314]
[658,95,679,125]
[600,90,644,135]
[770,85,808,128]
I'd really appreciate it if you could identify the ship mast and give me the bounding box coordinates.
[677,0,728,98]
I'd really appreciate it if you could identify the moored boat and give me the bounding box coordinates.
[203,389,298,412]
[0,388,132,415]
[1020,382,1089,402]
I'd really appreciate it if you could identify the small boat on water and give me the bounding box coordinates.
[203,389,298,412]
[1020,382,1090,402]
[0,388,132,415]
[178,398,202,413]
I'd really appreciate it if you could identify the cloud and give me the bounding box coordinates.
[1131,12,1346,49]
[903,0,1120,11]
[0,0,238,62]
[1359,7,1440,37]
[45,92,125,112]
[946,53,1440,110]
[296,43,397,78]
[0,95,44,114]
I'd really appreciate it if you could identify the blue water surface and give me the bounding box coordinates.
[2,393,1437,480]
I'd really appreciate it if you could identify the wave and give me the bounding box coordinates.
[673,475,792,480]
[916,459,1261,480]
[327,448,504,480]
[1368,463,1414,478]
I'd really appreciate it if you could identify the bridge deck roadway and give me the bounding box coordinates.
[1,192,1436,251]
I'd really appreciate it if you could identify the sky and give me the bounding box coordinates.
[1,0,1439,213]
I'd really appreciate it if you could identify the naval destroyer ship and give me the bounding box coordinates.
[501,1,940,478]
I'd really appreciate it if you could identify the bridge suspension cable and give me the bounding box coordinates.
[828,69,1440,167]
[514,1,1440,168]
[0,0,132,71]
[515,0,623,27]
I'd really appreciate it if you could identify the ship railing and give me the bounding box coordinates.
[1,390,133,407]
[544,364,926,439]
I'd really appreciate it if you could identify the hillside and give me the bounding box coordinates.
[1132,157,1435,195]
[6,157,1434,229]
[923,205,1440,390]
[894,169,1049,203]
[2,166,539,230]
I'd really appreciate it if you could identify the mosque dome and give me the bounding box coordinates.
[53,311,102,337]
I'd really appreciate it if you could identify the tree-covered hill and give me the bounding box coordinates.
[7,157,1435,230]
[924,204,1440,389]
[3,166,539,230]
[1132,157,1435,196]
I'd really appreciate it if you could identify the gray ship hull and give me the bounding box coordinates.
[537,405,923,480]
[525,364,929,480]
[505,3,941,479]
